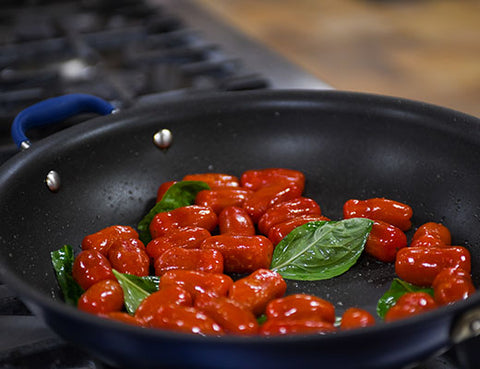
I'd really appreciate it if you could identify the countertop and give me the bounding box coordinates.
[193,0,480,117]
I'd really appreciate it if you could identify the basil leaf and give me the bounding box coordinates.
[112,270,160,314]
[137,180,210,244]
[270,218,373,281]
[377,278,434,319]
[257,314,267,325]
[50,245,84,306]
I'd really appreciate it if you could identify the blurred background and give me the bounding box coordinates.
[194,0,480,117]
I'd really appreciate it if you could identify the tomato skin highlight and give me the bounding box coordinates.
[260,318,336,336]
[154,248,224,276]
[395,246,471,286]
[78,279,124,315]
[384,292,437,322]
[343,198,413,231]
[240,168,305,192]
[145,226,211,261]
[412,222,451,245]
[432,267,476,305]
[72,250,115,290]
[340,308,375,330]
[267,215,331,246]
[257,197,321,235]
[182,173,239,189]
[410,234,448,248]
[149,205,218,238]
[82,225,139,255]
[265,294,335,323]
[218,206,256,236]
[195,188,253,215]
[200,235,273,274]
[228,269,287,316]
[194,295,259,335]
[364,220,407,262]
[108,238,150,277]
[156,180,177,202]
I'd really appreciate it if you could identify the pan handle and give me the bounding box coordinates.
[11,94,115,150]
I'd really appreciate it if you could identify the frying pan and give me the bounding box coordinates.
[0,90,479,369]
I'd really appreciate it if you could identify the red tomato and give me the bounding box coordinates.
[265,294,335,323]
[108,238,150,277]
[156,180,177,202]
[240,168,305,192]
[145,226,211,261]
[260,318,336,336]
[77,279,124,315]
[340,308,375,330]
[432,267,475,305]
[182,173,239,189]
[218,206,256,236]
[267,215,331,246]
[257,197,322,235]
[228,269,287,316]
[365,220,407,262]
[243,184,303,223]
[148,304,224,335]
[72,250,115,290]
[82,225,138,255]
[343,198,412,231]
[410,234,448,248]
[200,235,273,274]
[395,246,471,286]
[154,248,224,276]
[384,292,437,322]
[159,270,234,300]
[195,188,253,214]
[194,295,259,335]
[412,222,451,245]
[149,205,218,239]
[135,286,193,324]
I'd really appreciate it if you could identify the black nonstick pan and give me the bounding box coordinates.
[0,90,479,369]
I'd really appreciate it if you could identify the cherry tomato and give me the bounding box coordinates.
[218,206,256,236]
[410,234,448,248]
[77,279,124,315]
[243,184,303,223]
[72,250,115,290]
[156,180,177,202]
[195,188,253,214]
[154,248,224,276]
[159,270,234,300]
[412,222,451,245]
[257,197,322,235]
[343,198,412,231]
[364,220,407,262]
[194,295,259,335]
[106,312,145,326]
[149,205,218,239]
[108,238,150,277]
[265,294,335,323]
[240,168,305,193]
[432,267,475,305]
[135,286,193,324]
[260,318,336,336]
[384,292,437,322]
[228,269,287,316]
[82,225,138,255]
[200,235,273,274]
[395,246,471,286]
[148,304,224,335]
[145,226,211,261]
[267,215,331,246]
[340,308,375,330]
[182,173,239,189]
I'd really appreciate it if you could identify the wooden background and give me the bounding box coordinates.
[194,0,480,117]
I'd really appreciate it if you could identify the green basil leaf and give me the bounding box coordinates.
[377,278,434,319]
[137,180,210,244]
[257,314,267,325]
[270,218,373,281]
[112,269,160,314]
[50,245,84,306]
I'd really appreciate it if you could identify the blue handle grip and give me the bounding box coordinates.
[11,93,115,149]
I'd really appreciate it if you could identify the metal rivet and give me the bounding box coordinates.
[45,170,61,193]
[153,129,173,149]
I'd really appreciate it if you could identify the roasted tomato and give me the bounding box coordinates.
[432,267,475,305]
[364,220,407,262]
[340,308,375,330]
[240,168,305,193]
[384,292,437,322]
[82,225,138,255]
[72,250,115,290]
[265,294,335,323]
[195,188,253,214]
[108,238,150,277]
[77,279,124,315]
[182,173,239,189]
[218,206,256,236]
[154,248,224,276]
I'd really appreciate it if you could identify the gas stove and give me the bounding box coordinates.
[0,1,467,368]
